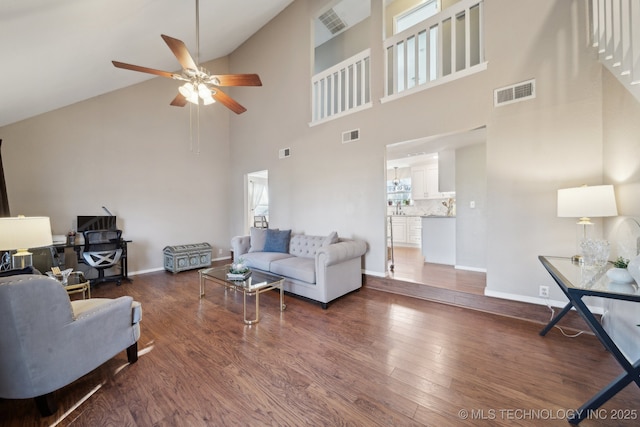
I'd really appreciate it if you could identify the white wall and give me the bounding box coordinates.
[455,143,486,270]
[602,69,640,361]
[229,0,604,299]
[1,0,632,313]
[314,17,371,74]
[1,57,234,273]
[482,0,604,302]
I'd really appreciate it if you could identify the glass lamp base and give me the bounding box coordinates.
[12,252,33,269]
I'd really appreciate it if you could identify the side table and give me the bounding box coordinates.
[65,271,91,299]
[539,256,640,424]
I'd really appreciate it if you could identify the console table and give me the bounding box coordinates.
[539,256,640,424]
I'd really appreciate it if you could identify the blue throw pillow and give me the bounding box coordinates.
[263,229,291,253]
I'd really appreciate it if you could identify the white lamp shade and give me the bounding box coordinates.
[557,185,618,218]
[0,216,53,251]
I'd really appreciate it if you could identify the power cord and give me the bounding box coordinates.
[544,297,585,338]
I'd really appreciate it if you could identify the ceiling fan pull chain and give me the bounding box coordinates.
[196,104,201,155]
[189,103,194,152]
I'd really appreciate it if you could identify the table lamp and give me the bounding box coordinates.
[0,216,53,269]
[557,184,618,262]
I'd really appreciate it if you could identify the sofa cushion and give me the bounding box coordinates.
[249,227,272,253]
[240,251,294,271]
[270,257,316,284]
[263,229,291,253]
[323,231,339,246]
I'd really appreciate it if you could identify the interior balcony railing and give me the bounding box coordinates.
[311,49,371,125]
[383,0,486,102]
[591,0,640,103]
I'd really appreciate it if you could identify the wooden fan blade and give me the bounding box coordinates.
[161,34,198,71]
[112,61,178,79]
[209,74,262,87]
[170,93,187,107]
[212,89,247,114]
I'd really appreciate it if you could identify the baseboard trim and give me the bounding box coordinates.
[129,267,165,276]
[129,257,232,277]
[484,288,604,315]
[364,274,591,333]
[455,265,487,273]
[363,269,386,278]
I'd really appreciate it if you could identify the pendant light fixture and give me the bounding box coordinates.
[392,167,400,189]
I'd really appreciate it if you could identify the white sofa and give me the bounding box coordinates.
[231,229,367,308]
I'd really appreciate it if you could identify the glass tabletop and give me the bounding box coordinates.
[200,264,284,291]
[540,256,640,300]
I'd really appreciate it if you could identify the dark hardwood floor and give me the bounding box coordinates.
[387,246,486,295]
[1,266,639,426]
[378,246,593,331]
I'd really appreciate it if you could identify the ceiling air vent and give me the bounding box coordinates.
[318,8,347,35]
[342,129,360,143]
[494,79,535,107]
[279,147,291,159]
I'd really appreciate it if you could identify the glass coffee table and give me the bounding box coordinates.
[199,265,286,324]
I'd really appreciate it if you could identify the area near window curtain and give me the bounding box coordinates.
[249,179,266,216]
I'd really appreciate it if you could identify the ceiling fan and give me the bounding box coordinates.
[112,0,261,114]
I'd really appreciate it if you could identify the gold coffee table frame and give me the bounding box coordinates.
[199,265,286,324]
[48,270,91,299]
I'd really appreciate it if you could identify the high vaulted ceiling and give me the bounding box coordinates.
[0,0,293,128]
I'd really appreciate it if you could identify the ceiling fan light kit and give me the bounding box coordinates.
[112,0,261,114]
[178,82,214,105]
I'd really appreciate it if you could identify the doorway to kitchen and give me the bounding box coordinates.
[247,170,269,233]
[385,128,487,295]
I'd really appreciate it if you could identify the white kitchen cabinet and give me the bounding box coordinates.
[388,216,407,244]
[388,216,421,246]
[406,216,422,245]
[425,164,439,197]
[410,168,425,200]
[411,163,440,199]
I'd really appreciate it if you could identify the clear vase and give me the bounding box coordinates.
[580,239,610,267]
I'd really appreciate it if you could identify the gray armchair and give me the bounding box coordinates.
[0,274,141,416]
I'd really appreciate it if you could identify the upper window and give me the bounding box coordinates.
[394,0,440,34]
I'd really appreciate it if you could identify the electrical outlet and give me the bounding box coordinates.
[218,248,223,255]
[539,285,549,298]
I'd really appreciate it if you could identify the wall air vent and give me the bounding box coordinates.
[494,79,536,107]
[279,147,291,159]
[318,8,347,35]
[342,129,360,143]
